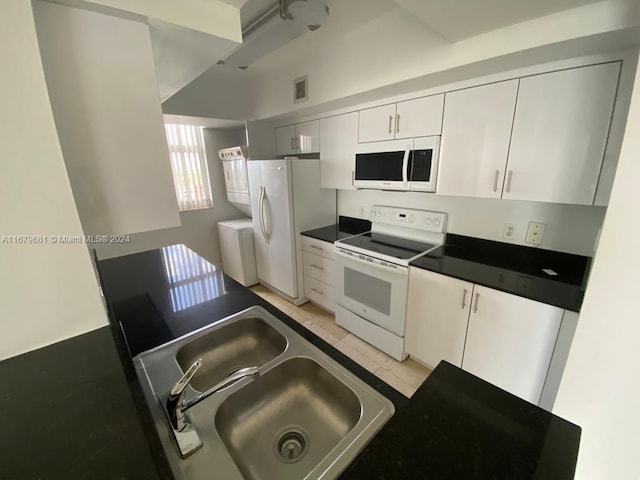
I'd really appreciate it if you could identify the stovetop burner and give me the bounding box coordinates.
[339,232,437,260]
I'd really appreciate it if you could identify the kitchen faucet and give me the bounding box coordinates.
[165,359,260,457]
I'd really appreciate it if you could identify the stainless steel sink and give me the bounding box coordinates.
[215,357,362,480]
[134,306,394,480]
[176,317,287,392]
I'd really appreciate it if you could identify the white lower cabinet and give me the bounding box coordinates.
[406,268,563,404]
[405,268,472,368]
[301,237,335,312]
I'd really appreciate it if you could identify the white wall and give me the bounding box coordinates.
[339,190,605,256]
[553,52,640,479]
[83,0,242,41]
[161,66,256,120]
[34,1,181,236]
[95,128,247,265]
[249,0,640,120]
[0,0,108,361]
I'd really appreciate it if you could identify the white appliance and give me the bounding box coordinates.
[248,158,336,304]
[218,146,251,216]
[354,136,440,192]
[217,218,258,287]
[334,206,448,360]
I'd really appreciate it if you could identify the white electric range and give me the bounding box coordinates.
[334,205,448,361]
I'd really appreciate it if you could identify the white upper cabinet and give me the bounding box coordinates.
[319,112,359,189]
[276,125,296,155]
[276,121,319,155]
[395,95,444,139]
[504,63,620,205]
[296,120,320,153]
[358,104,397,143]
[438,80,518,198]
[405,268,472,368]
[358,95,444,143]
[461,285,563,404]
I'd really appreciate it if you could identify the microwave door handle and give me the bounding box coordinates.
[402,148,410,186]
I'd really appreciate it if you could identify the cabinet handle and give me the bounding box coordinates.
[291,137,295,150]
[309,245,323,251]
[388,115,393,134]
[311,287,324,295]
[396,113,400,133]
[461,288,468,309]
[493,170,499,192]
[505,170,513,193]
[226,170,230,181]
[310,264,324,271]
[473,292,480,313]
[351,170,355,186]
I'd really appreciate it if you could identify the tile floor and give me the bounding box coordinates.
[251,284,432,397]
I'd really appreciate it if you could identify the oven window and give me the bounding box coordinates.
[355,151,404,181]
[344,267,391,316]
[409,149,432,182]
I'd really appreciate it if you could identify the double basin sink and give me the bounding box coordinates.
[134,306,395,480]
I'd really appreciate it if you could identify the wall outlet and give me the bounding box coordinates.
[526,222,546,245]
[503,223,516,240]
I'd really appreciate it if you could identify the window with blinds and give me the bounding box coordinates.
[164,123,213,211]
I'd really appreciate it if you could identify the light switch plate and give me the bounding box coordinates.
[526,222,546,245]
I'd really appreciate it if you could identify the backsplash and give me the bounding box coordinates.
[338,190,605,257]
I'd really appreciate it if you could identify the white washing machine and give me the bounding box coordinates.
[217,218,258,287]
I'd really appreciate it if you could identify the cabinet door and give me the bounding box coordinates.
[504,63,620,204]
[296,120,319,153]
[275,125,296,155]
[438,80,518,198]
[358,104,397,143]
[395,95,444,139]
[319,112,358,189]
[462,285,563,404]
[405,268,472,368]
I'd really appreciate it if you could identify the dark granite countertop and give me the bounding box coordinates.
[342,361,580,480]
[300,216,370,243]
[0,244,581,479]
[411,234,591,312]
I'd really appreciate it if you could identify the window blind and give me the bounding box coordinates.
[164,123,213,211]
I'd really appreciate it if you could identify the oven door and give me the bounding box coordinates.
[335,249,409,336]
[354,139,412,190]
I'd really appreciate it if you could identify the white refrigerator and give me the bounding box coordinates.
[248,158,336,303]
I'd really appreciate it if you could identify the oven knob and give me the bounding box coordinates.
[426,218,433,225]
[433,219,441,226]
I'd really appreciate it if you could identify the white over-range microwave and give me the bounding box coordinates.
[354,136,440,192]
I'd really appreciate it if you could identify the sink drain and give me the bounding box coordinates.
[273,427,309,463]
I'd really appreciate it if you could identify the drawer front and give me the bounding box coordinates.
[302,236,335,261]
[303,251,335,285]
[304,275,335,312]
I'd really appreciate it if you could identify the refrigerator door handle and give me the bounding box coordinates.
[258,187,269,245]
[259,186,270,244]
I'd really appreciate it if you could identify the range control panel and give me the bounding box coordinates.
[370,205,447,233]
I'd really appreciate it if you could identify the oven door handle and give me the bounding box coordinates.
[335,249,407,275]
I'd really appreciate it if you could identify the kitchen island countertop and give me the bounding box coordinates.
[0,245,580,480]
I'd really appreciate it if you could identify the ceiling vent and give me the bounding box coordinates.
[220,0,329,69]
